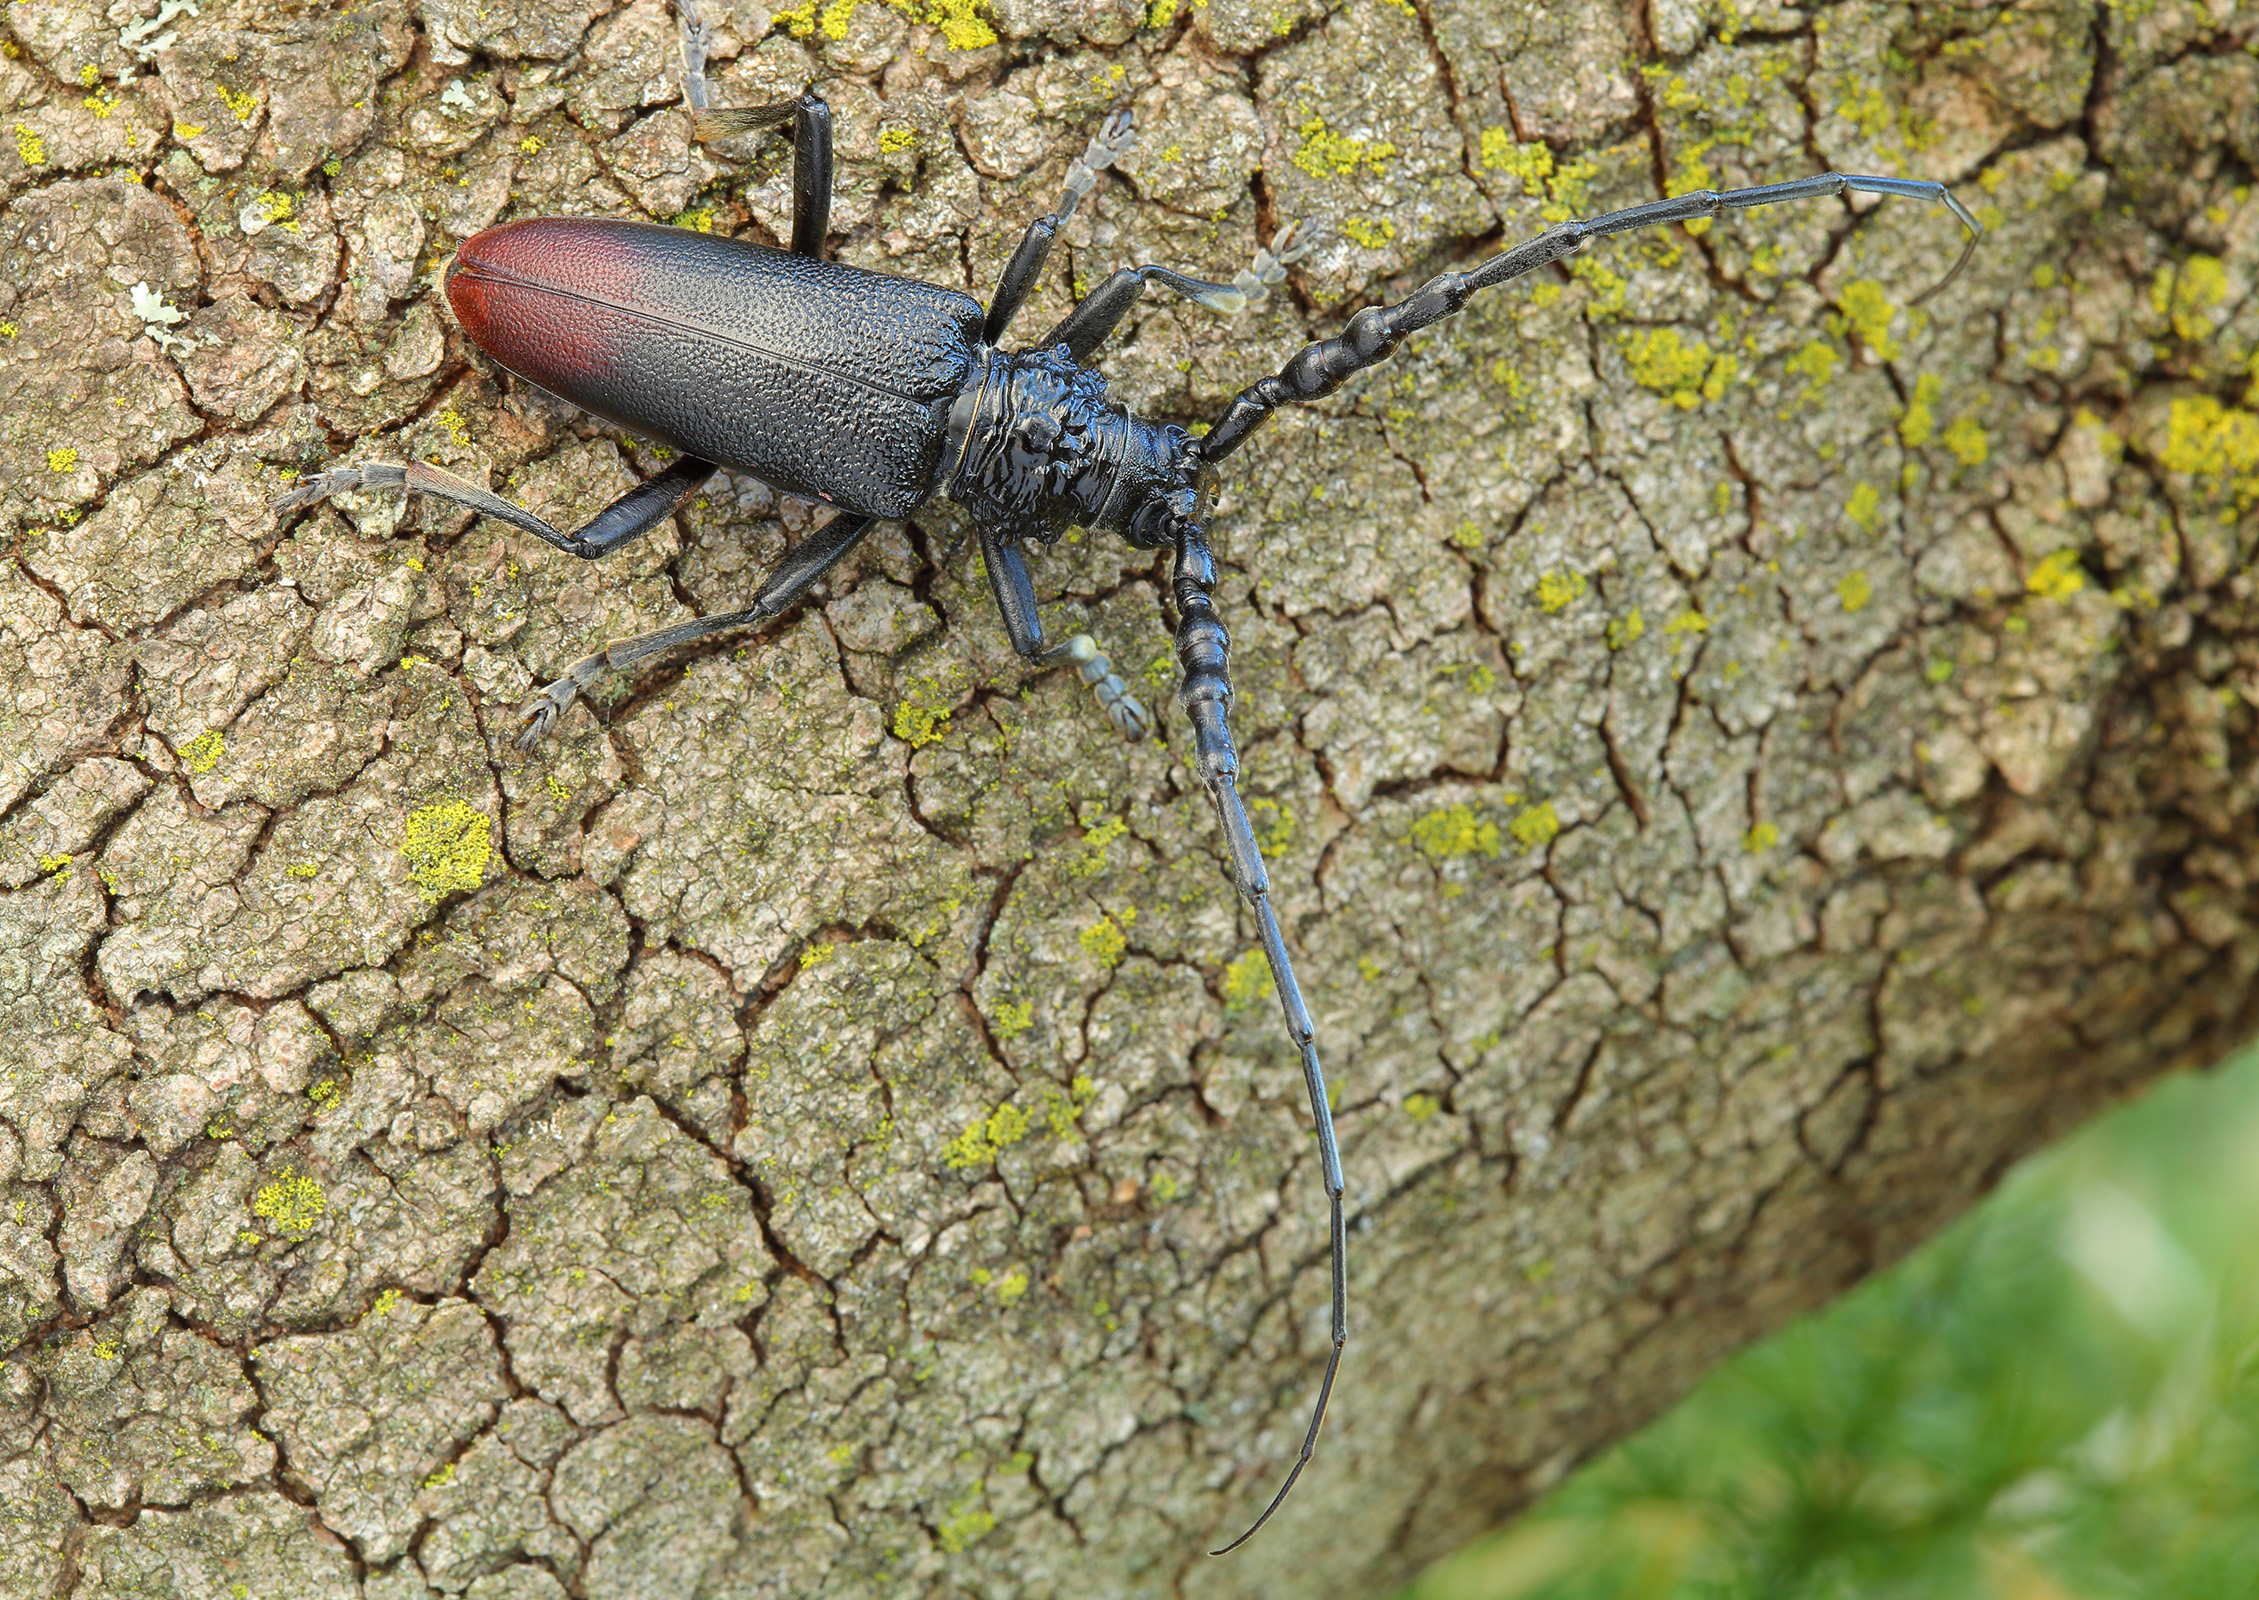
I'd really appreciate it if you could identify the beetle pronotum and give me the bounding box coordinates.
[275,5,1980,1551]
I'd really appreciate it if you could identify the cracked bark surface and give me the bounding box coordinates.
[3,0,2257,1593]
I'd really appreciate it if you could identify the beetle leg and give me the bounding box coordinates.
[691,90,833,259]
[977,522,1149,739]
[1169,521,1345,1555]
[1200,171,1982,462]
[519,510,877,748]
[1036,223,1313,360]
[984,108,1136,343]
[272,456,715,562]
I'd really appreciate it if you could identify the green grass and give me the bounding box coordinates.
[1403,1048,2259,1600]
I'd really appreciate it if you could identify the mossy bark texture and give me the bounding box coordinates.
[3,0,2256,1593]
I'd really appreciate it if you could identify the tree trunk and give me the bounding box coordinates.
[2,0,2254,1593]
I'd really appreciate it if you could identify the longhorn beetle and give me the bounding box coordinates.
[274,3,1982,1553]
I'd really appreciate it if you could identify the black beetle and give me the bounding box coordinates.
[275,14,1981,1550]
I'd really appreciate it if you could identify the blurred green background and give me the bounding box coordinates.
[1401,1048,2259,1600]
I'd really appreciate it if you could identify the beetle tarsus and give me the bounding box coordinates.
[677,0,711,115]
[270,462,408,518]
[1195,219,1317,316]
[1039,634,1150,741]
[1058,106,1136,222]
[516,669,592,750]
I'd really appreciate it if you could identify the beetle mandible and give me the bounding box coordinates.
[274,3,1982,1553]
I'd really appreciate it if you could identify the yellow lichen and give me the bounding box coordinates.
[1246,795,1295,855]
[401,802,491,901]
[1411,803,1500,862]
[13,124,46,167]
[1940,415,1989,466]
[1899,372,1943,448]
[2026,548,2085,600]
[252,1166,325,1238]
[1834,279,1898,360]
[989,998,1033,1041]
[1293,113,1394,179]
[799,942,837,969]
[215,82,258,122]
[1744,820,1779,853]
[1480,131,1553,199]
[941,1101,1034,1169]
[2150,255,2229,342]
[1535,567,1588,614]
[1508,801,1560,852]
[1786,338,1839,402]
[938,1504,996,1552]
[518,135,542,155]
[1147,0,1179,23]
[1621,326,1736,409]
[1341,216,1395,249]
[1403,1092,1440,1121]
[1071,814,1127,878]
[1844,481,1882,532]
[1837,569,1873,613]
[921,0,996,50]
[991,1268,1029,1307]
[1078,909,1132,967]
[2158,396,2259,508]
[1223,948,1270,1007]
[879,127,917,153]
[820,0,857,35]
[47,446,78,474]
[179,730,224,773]
[1607,608,1646,650]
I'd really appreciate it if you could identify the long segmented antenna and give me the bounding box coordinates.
[1199,169,1983,463]
[1164,521,1347,1556]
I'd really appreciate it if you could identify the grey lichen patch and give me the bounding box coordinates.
[101,661,498,1002]
[0,755,148,890]
[255,1296,508,1562]
[552,1413,750,1600]
[26,452,277,633]
[0,565,132,820]
[136,588,313,759]
[597,614,965,975]
[476,1095,772,1426]
[740,940,973,1274]
[119,996,332,1156]
[614,948,745,1141]
[414,1418,583,1589]
[56,1142,155,1310]
[0,1448,78,1599]
[75,1491,360,1599]
[0,179,202,527]
[48,1286,275,1508]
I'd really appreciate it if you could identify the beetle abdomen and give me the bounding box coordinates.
[446,218,981,519]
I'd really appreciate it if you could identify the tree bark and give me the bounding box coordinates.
[2,0,2255,1594]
